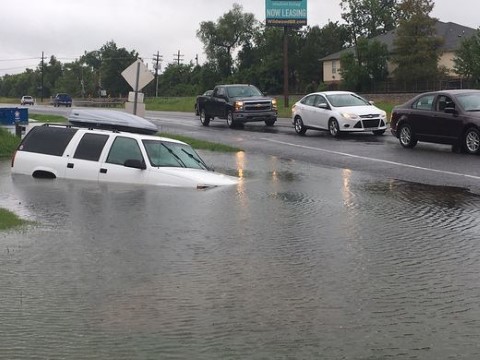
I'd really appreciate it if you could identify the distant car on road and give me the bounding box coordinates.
[291,91,387,137]
[21,95,35,106]
[53,93,72,107]
[390,89,480,154]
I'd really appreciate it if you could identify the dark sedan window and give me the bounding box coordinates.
[437,95,454,112]
[412,95,434,110]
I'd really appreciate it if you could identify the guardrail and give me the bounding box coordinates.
[72,99,126,108]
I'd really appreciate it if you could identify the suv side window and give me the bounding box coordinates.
[19,126,77,156]
[74,133,109,161]
[106,136,143,165]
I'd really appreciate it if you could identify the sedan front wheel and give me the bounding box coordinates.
[328,119,340,137]
[463,127,480,154]
[398,123,417,148]
[294,117,306,135]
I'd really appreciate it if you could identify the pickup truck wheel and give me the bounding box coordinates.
[200,109,210,126]
[227,111,236,128]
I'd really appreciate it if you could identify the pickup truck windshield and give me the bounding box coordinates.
[143,140,208,169]
[226,86,262,98]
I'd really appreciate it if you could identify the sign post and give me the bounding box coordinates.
[121,59,154,116]
[265,0,307,108]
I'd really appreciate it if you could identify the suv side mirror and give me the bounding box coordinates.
[124,159,146,170]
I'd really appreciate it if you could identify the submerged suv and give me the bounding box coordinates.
[11,124,237,188]
[53,93,72,107]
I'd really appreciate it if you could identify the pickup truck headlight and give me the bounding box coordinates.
[234,101,244,111]
[272,99,277,110]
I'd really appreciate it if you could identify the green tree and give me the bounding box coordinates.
[392,0,443,88]
[341,0,398,41]
[197,3,257,78]
[81,41,138,97]
[454,28,480,84]
[339,38,389,91]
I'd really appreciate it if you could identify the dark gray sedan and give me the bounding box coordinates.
[390,89,480,154]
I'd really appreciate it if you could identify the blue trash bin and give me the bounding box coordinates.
[0,107,29,136]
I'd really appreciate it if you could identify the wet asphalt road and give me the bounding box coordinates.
[146,110,480,193]
[1,106,480,359]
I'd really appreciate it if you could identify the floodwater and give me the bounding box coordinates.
[1,151,480,359]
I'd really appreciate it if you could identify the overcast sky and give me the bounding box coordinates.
[0,0,478,76]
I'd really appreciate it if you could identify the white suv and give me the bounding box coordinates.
[11,124,237,188]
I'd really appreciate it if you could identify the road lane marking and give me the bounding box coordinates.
[262,138,480,181]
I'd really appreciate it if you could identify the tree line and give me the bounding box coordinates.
[1,0,479,99]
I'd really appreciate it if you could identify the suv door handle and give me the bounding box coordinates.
[100,168,107,174]
[67,163,74,168]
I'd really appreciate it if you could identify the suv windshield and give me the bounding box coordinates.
[143,140,208,170]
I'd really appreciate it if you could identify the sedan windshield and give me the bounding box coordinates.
[143,140,209,170]
[456,93,480,111]
[326,94,370,107]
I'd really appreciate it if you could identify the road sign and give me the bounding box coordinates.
[121,60,154,91]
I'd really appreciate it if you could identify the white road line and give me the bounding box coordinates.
[263,138,480,181]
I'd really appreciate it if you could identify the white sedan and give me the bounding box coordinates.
[292,91,387,137]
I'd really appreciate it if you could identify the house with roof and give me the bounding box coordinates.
[320,21,477,85]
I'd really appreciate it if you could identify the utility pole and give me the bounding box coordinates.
[41,51,46,102]
[173,50,184,65]
[152,51,163,97]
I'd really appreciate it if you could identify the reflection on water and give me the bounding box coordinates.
[1,153,480,359]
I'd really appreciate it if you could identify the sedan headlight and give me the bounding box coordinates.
[341,112,360,120]
[380,111,387,119]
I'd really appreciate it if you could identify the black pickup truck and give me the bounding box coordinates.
[196,84,277,128]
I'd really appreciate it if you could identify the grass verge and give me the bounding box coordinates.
[30,113,67,123]
[0,208,29,230]
[0,127,20,158]
[158,132,242,152]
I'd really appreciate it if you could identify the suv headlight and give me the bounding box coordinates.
[341,113,359,120]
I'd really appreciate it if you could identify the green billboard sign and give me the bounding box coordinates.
[265,0,307,27]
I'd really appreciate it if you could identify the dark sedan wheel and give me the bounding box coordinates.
[294,117,307,135]
[328,119,340,137]
[463,127,480,154]
[200,109,210,126]
[398,123,418,148]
